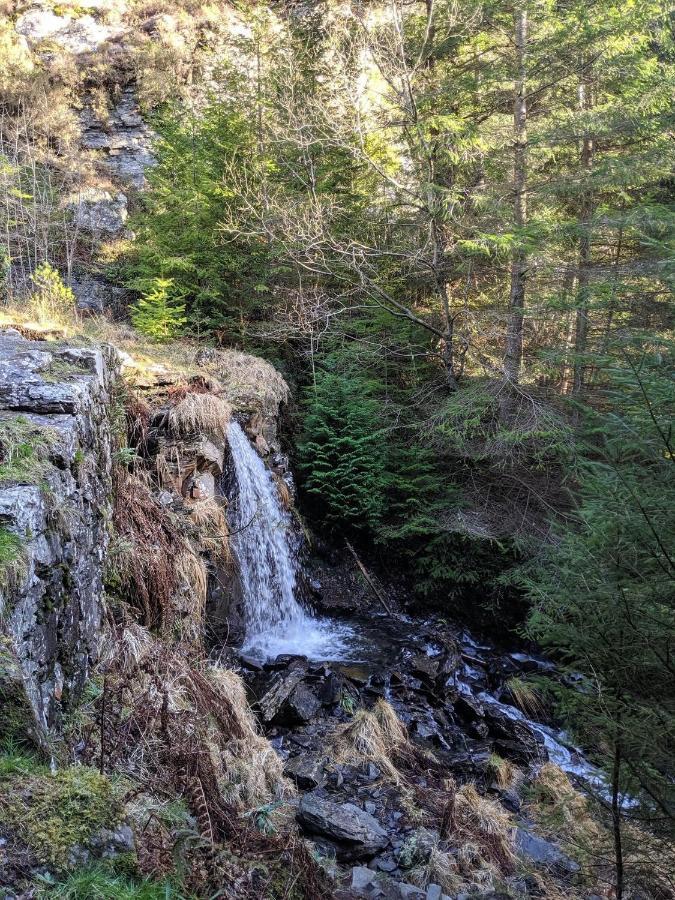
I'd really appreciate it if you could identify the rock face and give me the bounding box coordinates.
[80,89,156,191]
[297,794,389,860]
[69,188,128,235]
[0,332,118,739]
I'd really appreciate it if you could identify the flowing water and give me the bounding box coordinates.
[227,421,353,661]
[227,420,623,801]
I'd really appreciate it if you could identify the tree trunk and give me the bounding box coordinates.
[611,735,624,900]
[503,6,528,383]
[572,66,595,395]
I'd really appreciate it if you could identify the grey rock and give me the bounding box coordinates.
[283,753,326,789]
[352,866,379,893]
[70,189,128,234]
[258,669,320,725]
[395,885,425,899]
[425,886,442,900]
[69,275,126,314]
[89,823,135,858]
[0,334,118,738]
[76,89,156,188]
[375,856,398,873]
[515,827,579,875]
[15,8,123,52]
[297,794,388,860]
[258,668,305,724]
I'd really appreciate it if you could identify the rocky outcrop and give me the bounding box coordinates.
[0,331,119,739]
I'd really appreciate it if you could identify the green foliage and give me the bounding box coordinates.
[522,340,675,826]
[0,525,24,591]
[122,101,271,338]
[40,865,186,900]
[130,277,186,343]
[297,368,389,534]
[0,740,47,777]
[0,766,121,867]
[28,263,76,324]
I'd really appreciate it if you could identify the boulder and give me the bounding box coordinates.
[514,827,579,875]
[351,866,380,894]
[283,754,326,789]
[297,794,388,860]
[258,668,306,725]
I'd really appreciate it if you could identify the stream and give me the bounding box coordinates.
[224,420,625,886]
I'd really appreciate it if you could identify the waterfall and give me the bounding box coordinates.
[227,421,352,661]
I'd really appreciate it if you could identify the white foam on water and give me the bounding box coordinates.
[227,421,354,662]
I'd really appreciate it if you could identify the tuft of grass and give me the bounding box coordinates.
[0,416,56,485]
[487,752,517,789]
[39,864,186,899]
[188,498,231,566]
[503,676,544,718]
[167,393,232,439]
[332,699,407,782]
[0,740,48,777]
[0,526,25,593]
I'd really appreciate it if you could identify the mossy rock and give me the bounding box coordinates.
[0,765,123,869]
[0,637,39,747]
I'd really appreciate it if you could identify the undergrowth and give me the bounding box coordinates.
[39,864,188,900]
[0,766,120,868]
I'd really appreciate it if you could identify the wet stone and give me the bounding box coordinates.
[515,826,580,875]
[298,794,388,860]
[283,753,326,789]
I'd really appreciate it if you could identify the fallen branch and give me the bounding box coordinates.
[345,540,396,617]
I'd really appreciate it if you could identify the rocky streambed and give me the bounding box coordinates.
[233,611,594,899]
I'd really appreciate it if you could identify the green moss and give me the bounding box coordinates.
[0,639,36,744]
[0,416,57,484]
[0,766,121,867]
[42,358,90,383]
[0,525,25,592]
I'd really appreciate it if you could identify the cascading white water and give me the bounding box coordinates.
[227,421,352,661]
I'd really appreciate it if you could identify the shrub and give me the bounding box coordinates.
[28,263,77,326]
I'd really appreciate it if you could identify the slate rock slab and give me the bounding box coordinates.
[298,794,388,860]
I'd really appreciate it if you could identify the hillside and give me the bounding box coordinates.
[0,1,673,898]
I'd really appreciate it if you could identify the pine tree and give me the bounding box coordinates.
[521,338,675,897]
[130,277,187,343]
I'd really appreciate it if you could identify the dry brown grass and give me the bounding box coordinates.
[455,783,515,872]
[112,470,207,641]
[332,699,407,782]
[189,497,231,565]
[487,752,519,789]
[168,392,232,439]
[97,625,290,828]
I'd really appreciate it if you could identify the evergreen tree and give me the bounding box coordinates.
[522,339,675,896]
[130,277,187,342]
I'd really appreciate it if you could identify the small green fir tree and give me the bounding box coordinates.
[130,277,187,342]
